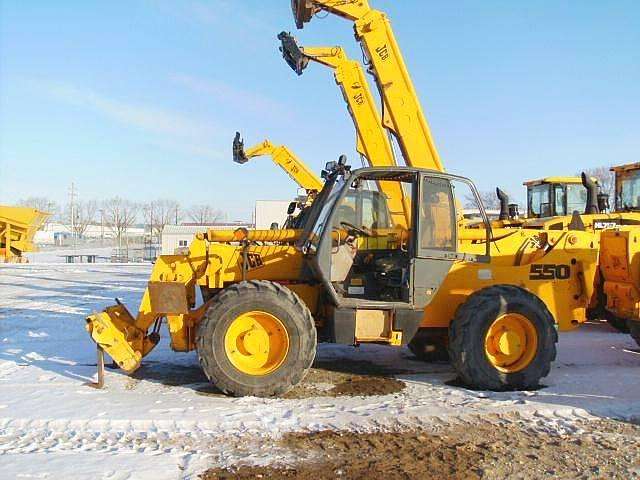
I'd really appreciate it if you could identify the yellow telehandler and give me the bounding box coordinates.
[84,0,633,396]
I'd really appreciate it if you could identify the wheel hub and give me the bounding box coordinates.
[240,328,269,356]
[485,313,538,373]
[224,311,289,376]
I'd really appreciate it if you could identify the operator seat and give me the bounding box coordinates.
[421,192,454,249]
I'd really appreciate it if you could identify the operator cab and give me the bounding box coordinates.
[298,158,490,345]
[611,162,640,212]
[298,157,490,345]
[525,177,594,218]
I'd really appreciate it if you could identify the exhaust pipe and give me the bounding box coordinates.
[496,188,510,220]
[581,172,599,214]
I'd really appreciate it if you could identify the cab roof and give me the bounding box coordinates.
[523,176,585,187]
[610,162,640,173]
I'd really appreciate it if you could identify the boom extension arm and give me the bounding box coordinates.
[278,32,410,226]
[233,132,323,193]
[291,0,444,172]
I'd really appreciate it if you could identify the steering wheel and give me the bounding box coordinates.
[340,221,371,237]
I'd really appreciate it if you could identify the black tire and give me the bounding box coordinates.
[408,328,449,362]
[630,321,640,348]
[448,285,557,391]
[196,280,317,397]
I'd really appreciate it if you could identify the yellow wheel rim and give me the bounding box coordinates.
[224,310,289,376]
[484,313,538,373]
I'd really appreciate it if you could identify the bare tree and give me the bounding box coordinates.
[581,166,614,197]
[187,205,223,224]
[64,200,98,237]
[142,199,181,240]
[103,197,139,248]
[464,190,502,210]
[18,197,58,224]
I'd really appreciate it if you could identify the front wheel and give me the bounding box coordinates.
[448,285,557,391]
[196,280,317,397]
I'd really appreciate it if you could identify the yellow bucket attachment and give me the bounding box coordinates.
[0,205,51,261]
[86,303,157,373]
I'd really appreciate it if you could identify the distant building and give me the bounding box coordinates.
[161,223,252,255]
[254,200,292,230]
[33,222,145,246]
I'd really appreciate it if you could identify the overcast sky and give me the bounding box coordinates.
[1,1,638,220]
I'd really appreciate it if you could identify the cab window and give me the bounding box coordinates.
[554,185,566,216]
[566,184,587,214]
[619,170,640,210]
[420,177,455,251]
[528,185,551,217]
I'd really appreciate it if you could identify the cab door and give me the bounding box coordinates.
[411,174,488,308]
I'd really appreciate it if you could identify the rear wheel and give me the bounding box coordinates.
[196,280,316,397]
[630,320,640,348]
[448,285,557,391]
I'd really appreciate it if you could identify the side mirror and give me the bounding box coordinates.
[325,161,337,171]
[287,201,297,215]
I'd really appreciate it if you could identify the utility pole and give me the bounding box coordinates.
[69,183,77,253]
[99,209,105,246]
[150,203,154,244]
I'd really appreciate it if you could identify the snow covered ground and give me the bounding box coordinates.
[0,263,639,479]
[25,246,117,264]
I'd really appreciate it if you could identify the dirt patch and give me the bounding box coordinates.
[284,366,405,399]
[191,357,409,399]
[200,418,640,480]
[123,358,408,399]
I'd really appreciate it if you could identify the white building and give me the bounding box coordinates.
[33,222,145,245]
[254,200,292,230]
[160,201,292,255]
[161,223,252,255]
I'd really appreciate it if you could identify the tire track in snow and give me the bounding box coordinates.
[0,418,232,455]
[0,407,593,457]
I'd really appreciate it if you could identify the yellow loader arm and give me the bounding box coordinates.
[233,132,323,194]
[86,238,211,373]
[85,228,305,374]
[278,32,410,227]
[292,0,444,172]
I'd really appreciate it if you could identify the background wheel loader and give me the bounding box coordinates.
[496,163,640,336]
